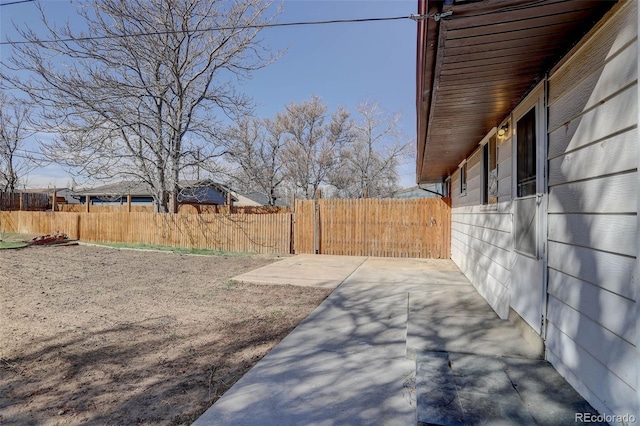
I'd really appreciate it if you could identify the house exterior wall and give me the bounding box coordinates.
[449,1,638,420]
[178,186,226,205]
[451,136,513,319]
[545,1,637,419]
[451,200,512,319]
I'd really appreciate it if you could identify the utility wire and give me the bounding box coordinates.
[0,0,35,6]
[1,14,426,46]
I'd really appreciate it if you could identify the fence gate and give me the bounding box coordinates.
[293,197,451,259]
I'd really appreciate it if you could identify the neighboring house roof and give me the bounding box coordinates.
[20,187,70,195]
[245,192,290,207]
[415,0,616,183]
[73,181,153,198]
[18,188,80,204]
[384,185,443,199]
[178,180,262,207]
[231,192,262,207]
[72,179,261,206]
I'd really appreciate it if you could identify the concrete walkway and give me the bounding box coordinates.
[193,255,604,426]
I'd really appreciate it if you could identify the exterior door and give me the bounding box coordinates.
[511,83,547,335]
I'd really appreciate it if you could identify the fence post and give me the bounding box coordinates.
[85,195,90,213]
[226,192,233,214]
[290,193,296,254]
[314,189,322,254]
[127,194,132,213]
[52,187,57,212]
[19,192,24,211]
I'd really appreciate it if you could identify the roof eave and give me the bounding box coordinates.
[416,0,444,185]
[415,0,617,185]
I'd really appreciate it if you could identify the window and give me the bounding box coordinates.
[459,162,467,195]
[516,107,537,197]
[482,135,497,204]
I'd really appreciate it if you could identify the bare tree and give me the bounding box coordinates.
[2,0,279,212]
[278,95,352,199]
[0,93,38,193]
[222,117,286,206]
[330,99,410,198]
[222,97,407,201]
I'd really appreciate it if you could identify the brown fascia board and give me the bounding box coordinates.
[416,0,445,185]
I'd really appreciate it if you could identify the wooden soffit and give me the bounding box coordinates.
[416,0,616,184]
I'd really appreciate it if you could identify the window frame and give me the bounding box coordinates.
[516,106,537,198]
[511,81,545,201]
[479,128,498,205]
[458,160,467,196]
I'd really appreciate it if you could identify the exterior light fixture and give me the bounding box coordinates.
[497,122,509,137]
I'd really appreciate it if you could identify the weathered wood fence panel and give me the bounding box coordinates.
[0,211,292,254]
[0,211,80,237]
[294,198,451,258]
[0,192,50,211]
[293,199,316,254]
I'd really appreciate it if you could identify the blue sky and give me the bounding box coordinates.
[1,0,418,188]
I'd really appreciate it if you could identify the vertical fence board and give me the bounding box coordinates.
[293,200,315,254]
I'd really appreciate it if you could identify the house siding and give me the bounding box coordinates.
[452,138,513,318]
[452,149,482,208]
[546,1,638,419]
[451,202,512,318]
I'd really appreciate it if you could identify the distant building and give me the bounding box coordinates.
[72,180,260,207]
[20,188,80,205]
[244,192,290,207]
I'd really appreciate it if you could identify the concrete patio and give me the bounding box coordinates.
[193,255,604,425]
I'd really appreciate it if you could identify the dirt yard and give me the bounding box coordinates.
[0,245,332,425]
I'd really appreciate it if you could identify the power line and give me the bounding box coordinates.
[1,15,419,46]
[0,0,35,6]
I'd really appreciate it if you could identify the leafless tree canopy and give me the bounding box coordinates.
[223,96,409,201]
[0,94,38,193]
[1,0,279,212]
[222,117,287,206]
[278,95,352,200]
[329,99,409,198]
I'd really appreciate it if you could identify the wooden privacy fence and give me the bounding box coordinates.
[1,197,451,258]
[293,198,451,258]
[0,211,292,254]
[0,192,50,211]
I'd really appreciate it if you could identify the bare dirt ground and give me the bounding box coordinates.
[0,245,332,425]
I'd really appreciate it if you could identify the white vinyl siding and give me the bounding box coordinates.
[546,1,637,420]
[453,149,483,208]
[452,140,512,318]
[451,202,512,318]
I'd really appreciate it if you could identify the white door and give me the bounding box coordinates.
[510,83,547,335]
